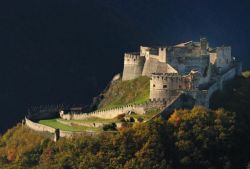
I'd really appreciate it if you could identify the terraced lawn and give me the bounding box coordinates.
[61,117,119,123]
[38,109,161,132]
[38,119,102,132]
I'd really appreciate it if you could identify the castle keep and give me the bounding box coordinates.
[122,38,242,107]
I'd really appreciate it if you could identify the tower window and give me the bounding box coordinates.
[163,85,167,88]
[153,84,156,87]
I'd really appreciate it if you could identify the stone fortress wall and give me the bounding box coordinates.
[25,117,56,133]
[122,38,242,109]
[25,100,169,139]
[149,71,201,101]
[25,117,98,140]
[191,62,242,107]
[61,105,145,120]
[142,57,177,77]
[60,100,167,120]
[25,38,242,139]
[122,53,145,80]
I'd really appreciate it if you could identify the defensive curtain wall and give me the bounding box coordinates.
[122,53,145,81]
[142,57,177,77]
[60,100,167,120]
[25,100,167,141]
[192,63,242,107]
[25,63,241,140]
[25,117,98,141]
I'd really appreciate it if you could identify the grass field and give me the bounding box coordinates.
[38,119,102,132]
[38,108,161,131]
[98,76,150,109]
[60,117,119,123]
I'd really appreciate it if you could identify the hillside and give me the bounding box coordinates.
[1,73,250,168]
[0,106,240,169]
[95,76,150,110]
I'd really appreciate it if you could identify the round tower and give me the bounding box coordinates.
[122,53,145,81]
[150,73,180,101]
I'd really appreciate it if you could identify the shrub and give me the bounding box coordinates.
[137,117,144,123]
[121,122,133,128]
[117,114,126,122]
[129,117,135,122]
[103,123,117,131]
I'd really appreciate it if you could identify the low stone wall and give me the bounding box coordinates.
[151,93,183,119]
[57,119,104,128]
[60,130,97,138]
[197,65,239,107]
[60,100,168,121]
[25,117,107,140]
[61,104,145,120]
[219,66,237,90]
[25,117,56,133]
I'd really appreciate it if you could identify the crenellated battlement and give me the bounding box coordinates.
[124,52,140,58]
[122,53,146,80]
[151,73,180,79]
[124,53,145,65]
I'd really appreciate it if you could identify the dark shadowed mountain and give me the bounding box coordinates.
[0,0,250,133]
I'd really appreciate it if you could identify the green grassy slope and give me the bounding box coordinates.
[38,119,101,132]
[97,76,150,109]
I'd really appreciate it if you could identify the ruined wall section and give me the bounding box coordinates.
[61,105,146,120]
[158,47,168,63]
[216,46,232,72]
[25,117,56,133]
[169,52,210,76]
[25,117,97,139]
[142,58,177,77]
[189,64,241,107]
[122,53,145,81]
[218,66,237,90]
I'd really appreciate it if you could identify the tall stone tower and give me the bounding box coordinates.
[158,47,168,63]
[122,53,145,81]
[200,38,208,55]
[150,73,180,101]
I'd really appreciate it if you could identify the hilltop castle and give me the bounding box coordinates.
[122,38,242,107]
[25,38,243,139]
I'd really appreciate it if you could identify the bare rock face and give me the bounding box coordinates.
[88,74,121,111]
[112,73,121,82]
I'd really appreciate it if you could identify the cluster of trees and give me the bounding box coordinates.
[0,73,250,169]
[0,106,245,169]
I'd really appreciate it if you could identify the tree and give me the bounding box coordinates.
[168,106,236,169]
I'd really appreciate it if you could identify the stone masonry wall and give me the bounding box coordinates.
[25,117,99,139]
[25,117,56,133]
[122,53,145,81]
[61,100,167,120]
[61,105,146,120]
